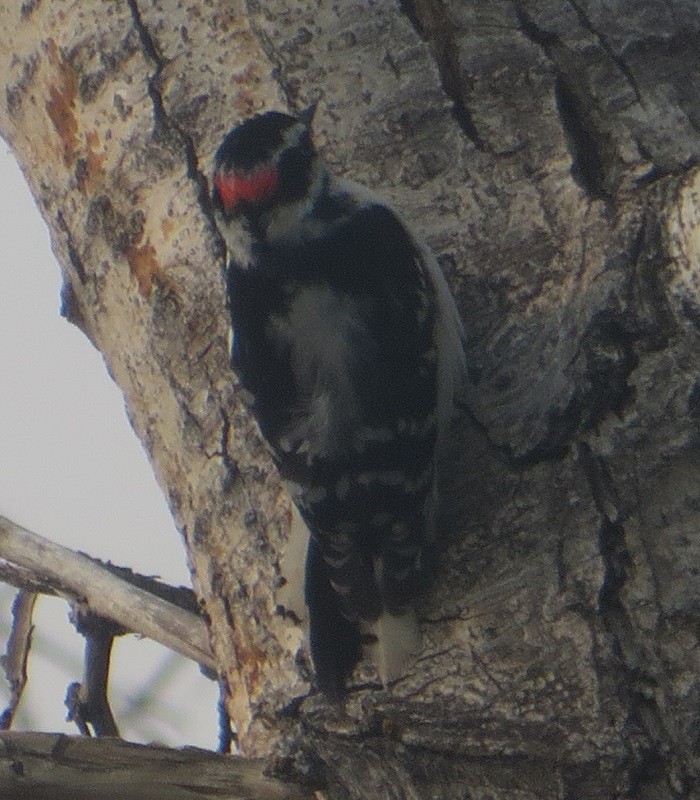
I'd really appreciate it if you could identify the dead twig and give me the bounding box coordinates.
[0,515,215,672]
[65,609,121,737]
[0,590,38,729]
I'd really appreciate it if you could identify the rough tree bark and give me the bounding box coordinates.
[1,1,698,798]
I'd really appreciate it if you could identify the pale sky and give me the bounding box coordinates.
[0,144,219,747]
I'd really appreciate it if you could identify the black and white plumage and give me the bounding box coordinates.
[212,107,466,697]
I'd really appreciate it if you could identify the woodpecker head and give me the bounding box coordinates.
[212,105,323,240]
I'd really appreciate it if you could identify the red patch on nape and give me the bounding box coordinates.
[214,167,280,212]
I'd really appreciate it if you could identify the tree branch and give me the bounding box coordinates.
[0,516,215,672]
[65,608,120,737]
[0,732,315,800]
[0,591,37,730]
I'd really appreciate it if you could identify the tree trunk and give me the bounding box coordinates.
[1,1,698,797]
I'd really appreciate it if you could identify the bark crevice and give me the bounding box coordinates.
[398,0,486,150]
[126,0,212,210]
[580,443,692,799]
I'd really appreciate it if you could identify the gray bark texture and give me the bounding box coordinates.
[0,731,314,799]
[1,0,699,798]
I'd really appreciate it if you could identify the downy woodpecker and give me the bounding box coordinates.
[212,107,466,697]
